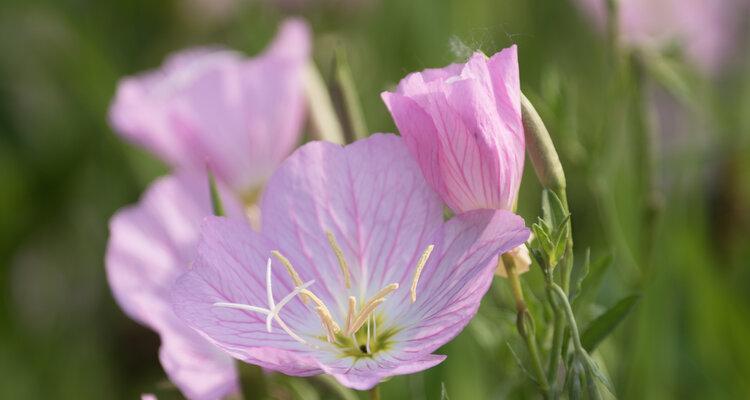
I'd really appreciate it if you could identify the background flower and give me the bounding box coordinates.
[106,172,244,399]
[108,19,311,195]
[573,0,746,73]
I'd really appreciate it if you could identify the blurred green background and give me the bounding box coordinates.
[1,0,749,398]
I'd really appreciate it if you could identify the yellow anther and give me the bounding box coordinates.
[345,296,357,333]
[271,250,308,303]
[345,283,399,335]
[347,298,386,336]
[315,306,340,342]
[299,288,341,339]
[326,231,351,288]
[410,245,434,303]
[371,283,399,304]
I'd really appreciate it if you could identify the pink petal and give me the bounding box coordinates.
[105,172,242,399]
[260,133,444,312]
[172,216,323,376]
[381,47,524,213]
[108,18,310,193]
[389,209,529,355]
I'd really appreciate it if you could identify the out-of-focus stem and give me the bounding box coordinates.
[304,61,345,145]
[369,385,380,400]
[502,254,526,312]
[332,48,369,142]
[501,255,550,398]
[631,57,663,283]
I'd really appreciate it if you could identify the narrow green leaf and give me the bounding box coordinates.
[208,170,224,217]
[506,342,537,384]
[541,189,553,230]
[531,222,553,254]
[551,214,571,262]
[582,295,640,352]
[573,254,613,309]
[570,248,591,303]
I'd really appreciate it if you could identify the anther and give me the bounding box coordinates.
[315,306,340,342]
[345,283,398,335]
[271,250,308,303]
[347,298,386,335]
[326,231,351,288]
[298,288,341,341]
[410,244,434,303]
[345,296,357,333]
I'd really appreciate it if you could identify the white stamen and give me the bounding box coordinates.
[373,314,377,339]
[265,280,315,333]
[266,258,275,308]
[265,258,275,332]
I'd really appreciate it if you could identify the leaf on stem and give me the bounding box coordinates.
[581,295,640,352]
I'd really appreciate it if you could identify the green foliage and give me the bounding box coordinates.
[582,295,640,352]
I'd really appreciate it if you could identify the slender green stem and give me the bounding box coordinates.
[631,57,662,284]
[546,287,564,391]
[369,385,381,400]
[550,284,584,355]
[501,255,550,398]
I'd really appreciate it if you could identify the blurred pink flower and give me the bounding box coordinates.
[172,134,529,390]
[381,46,525,214]
[106,172,246,399]
[574,0,744,73]
[109,19,310,195]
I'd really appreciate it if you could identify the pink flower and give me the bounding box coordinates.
[106,172,246,399]
[574,0,745,73]
[109,19,310,194]
[172,134,529,390]
[381,46,524,214]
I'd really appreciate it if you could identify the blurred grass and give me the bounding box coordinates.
[0,0,748,398]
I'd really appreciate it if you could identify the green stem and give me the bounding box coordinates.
[369,385,381,400]
[501,255,550,398]
[546,286,565,391]
[631,56,662,283]
[550,284,584,355]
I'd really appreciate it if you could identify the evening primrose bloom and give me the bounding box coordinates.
[172,134,529,390]
[381,45,524,214]
[106,172,245,400]
[381,46,529,276]
[108,19,310,195]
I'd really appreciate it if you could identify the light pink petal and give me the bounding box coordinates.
[109,18,310,193]
[382,47,524,213]
[159,318,239,400]
[388,210,529,355]
[106,172,242,399]
[172,216,323,376]
[260,134,444,316]
[320,354,447,391]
